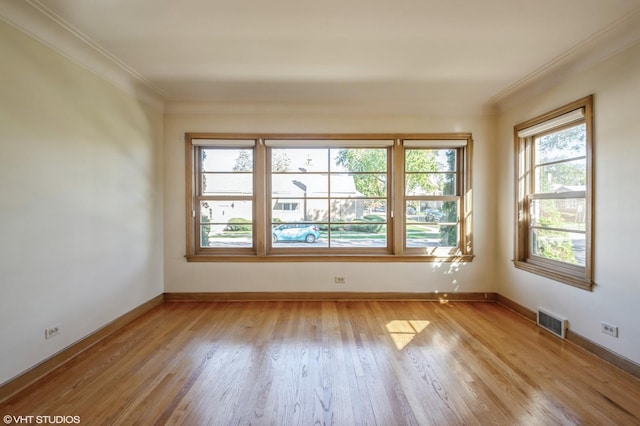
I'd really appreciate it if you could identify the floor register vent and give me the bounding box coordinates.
[537,308,568,339]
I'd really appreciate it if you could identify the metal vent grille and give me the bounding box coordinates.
[537,308,567,339]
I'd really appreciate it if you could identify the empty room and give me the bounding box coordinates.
[1,0,639,424]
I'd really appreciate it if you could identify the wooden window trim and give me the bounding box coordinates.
[401,141,471,257]
[185,133,474,262]
[513,96,594,290]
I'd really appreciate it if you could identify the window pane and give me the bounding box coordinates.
[199,200,252,248]
[331,174,386,197]
[531,199,586,232]
[331,148,387,173]
[329,225,387,248]
[364,200,387,215]
[202,173,253,195]
[405,173,456,196]
[531,228,585,266]
[202,149,253,172]
[535,123,586,164]
[272,198,326,223]
[271,174,328,196]
[272,223,326,246]
[405,201,458,248]
[405,149,456,172]
[534,158,586,193]
[405,202,439,223]
[329,198,374,222]
[271,148,328,172]
[405,224,458,248]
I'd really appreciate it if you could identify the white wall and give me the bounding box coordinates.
[495,43,640,364]
[163,112,498,295]
[0,21,164,384]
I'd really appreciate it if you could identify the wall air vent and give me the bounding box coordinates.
[537,308,567,339]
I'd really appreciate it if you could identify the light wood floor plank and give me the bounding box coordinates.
[1,301,639,425]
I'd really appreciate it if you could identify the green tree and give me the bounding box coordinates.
[272,152,291,172]
[335,149,386,197]
[440,150,458,246]
[536,124,585,160]
[405,150,441,195]
[335,149,439,197]
[232,151,252,172]
[536,124,586,192]
[233,151,291,173]
[539,163,586,192]
[535,208,576,264]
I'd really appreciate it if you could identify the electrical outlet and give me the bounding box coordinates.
[601,322,618,337]
[334,276,346,284]
[45,326,60,340]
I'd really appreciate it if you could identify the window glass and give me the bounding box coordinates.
[531,229,585,266]
[404,148,460,251]
[199,200,253,248]
[271,147,389,250]
[534,159,586,193]
[197,147,254,249]
[202,148,252,172]
[534,124,586,164]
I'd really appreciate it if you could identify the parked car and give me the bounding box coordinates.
[272,223,320,243]
[424,209,444,222]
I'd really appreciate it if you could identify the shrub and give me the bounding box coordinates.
[350,215,385,233]
[201,216,210,246]
[225,218,252,232]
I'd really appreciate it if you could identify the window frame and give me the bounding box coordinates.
[185,133,473,262]
[265,142,392,255]
[401,141,469,257]
[513,96,594,290]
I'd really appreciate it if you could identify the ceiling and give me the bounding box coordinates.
[6,0,640,114]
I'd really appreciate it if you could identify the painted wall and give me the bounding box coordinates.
[495,43,640,364]
[163,113,498,295]
[0,21,164,384]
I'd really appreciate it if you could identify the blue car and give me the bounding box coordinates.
[272,224,320,243]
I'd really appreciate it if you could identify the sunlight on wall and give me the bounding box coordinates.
[385,320,431,350]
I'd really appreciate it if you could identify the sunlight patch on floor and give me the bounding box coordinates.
[385,320,431,350]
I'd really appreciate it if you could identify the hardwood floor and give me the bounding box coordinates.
[1,301,639,425]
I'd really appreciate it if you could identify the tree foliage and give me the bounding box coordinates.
[334,149,441,197]
[233,151,291,173]
[536,124,586,192]
[232,151,252,172]
[536,124,585,159]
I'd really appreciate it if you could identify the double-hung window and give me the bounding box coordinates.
[185,133,473,262]
[514,96,593,290]
[402,140,469,256]
[187,138,257,255]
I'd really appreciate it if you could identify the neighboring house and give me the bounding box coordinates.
[550,185,586,223]
[272,174,365,223]
[205,174,365,234]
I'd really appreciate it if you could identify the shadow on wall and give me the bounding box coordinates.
[430,257,471,302]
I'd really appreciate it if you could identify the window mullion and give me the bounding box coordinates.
[392,140,404,255]
[255,139,266,255]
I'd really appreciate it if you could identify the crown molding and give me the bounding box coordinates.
[164,99,497,117]
[491,7,640,112]
[0,0,165,111]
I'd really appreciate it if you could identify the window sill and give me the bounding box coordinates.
[513,260,593,291]
[186,254,475,263]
